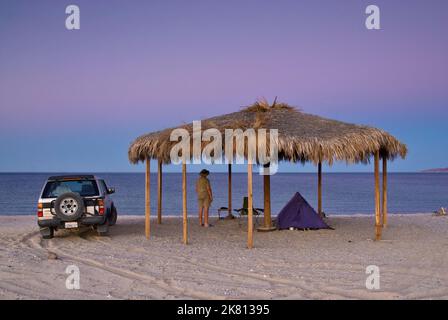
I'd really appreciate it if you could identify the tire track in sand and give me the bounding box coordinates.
[20,230,445,300]
[87,235,345,298]
[20,230,226,299]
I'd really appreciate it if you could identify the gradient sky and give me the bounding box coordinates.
[0,0,447,172]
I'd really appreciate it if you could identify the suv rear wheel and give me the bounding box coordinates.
[97,221,109,236]
[40,227,54,239]
[109,206,117,226]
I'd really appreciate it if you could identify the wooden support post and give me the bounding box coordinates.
[247,163,254,249]
[374,151,382,241]
[182,163,188,245]
[257,164,276,232]
[382,157,388,228]
[263,174,271,227]
[145,158,151,239]
[157,159,162,224]
[228,164,232,216]
[318,161,322,216]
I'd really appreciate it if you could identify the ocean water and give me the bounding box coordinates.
[0,173,447,216]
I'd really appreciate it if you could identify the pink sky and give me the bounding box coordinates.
[0,0,447,171]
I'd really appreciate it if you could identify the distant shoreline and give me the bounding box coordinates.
[421,168,448,173]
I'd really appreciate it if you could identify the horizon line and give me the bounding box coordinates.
[0,171,443,174]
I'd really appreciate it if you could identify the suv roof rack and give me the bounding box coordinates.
[48,175,96,181]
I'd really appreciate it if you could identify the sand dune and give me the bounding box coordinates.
[0,214,447,299]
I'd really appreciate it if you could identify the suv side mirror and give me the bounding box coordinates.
[107,188,115,194]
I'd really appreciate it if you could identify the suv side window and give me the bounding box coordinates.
[99,179,108,195]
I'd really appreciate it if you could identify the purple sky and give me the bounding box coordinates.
[0,0,447,172]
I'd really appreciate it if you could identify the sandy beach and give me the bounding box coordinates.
[0,214,447,300]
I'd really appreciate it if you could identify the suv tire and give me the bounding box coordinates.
[54,192,85,221]
[109,206,117,226]
[40,227,54,239]
[97,221,109,236]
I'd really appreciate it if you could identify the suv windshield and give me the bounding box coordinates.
[42,180,99,198]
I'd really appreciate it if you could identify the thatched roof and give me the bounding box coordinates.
[129,99,407,165]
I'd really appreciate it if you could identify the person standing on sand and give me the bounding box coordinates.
[196,169,213,227]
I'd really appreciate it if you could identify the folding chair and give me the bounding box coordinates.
[234,197,263,226]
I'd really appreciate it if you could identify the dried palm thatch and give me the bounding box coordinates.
[129,100,407,165]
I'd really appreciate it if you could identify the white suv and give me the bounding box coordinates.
[37,175,118,239]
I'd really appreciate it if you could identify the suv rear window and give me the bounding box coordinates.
[42,180,99,198]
